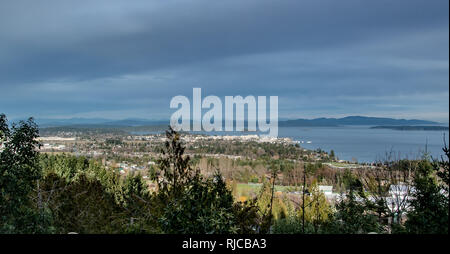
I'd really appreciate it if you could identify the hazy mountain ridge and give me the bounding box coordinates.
[31,115,440,128]
[34,118,167,128]
[279,116,439,127]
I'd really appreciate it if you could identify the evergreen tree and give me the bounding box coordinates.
[0,114,52,233]
[405,157,449,234]
[153,127,237,233]
[325,171,380,234]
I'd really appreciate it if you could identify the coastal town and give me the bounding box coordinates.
[36,129,385,205]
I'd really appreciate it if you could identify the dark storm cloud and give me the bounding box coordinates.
[0,0,448,121]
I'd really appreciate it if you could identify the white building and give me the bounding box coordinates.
[318,185,333,195]
[387,184,415,213]
[318,185,338,200]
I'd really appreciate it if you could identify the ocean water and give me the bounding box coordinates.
[278,126,449,163]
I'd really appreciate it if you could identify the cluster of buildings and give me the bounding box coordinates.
[41,143,66,150]
[37,137,76,151]
[181,134,294,144]
[125,135,164,141]
[286,184,415,211]
[37,137,76,142]
[118,161,147,174]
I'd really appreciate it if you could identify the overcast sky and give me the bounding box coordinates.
[1,0,448,122]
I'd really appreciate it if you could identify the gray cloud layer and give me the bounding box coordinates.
[1,0,448,122]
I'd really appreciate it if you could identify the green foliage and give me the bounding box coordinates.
[324,171,381,234]
[341,168,361,191]
[272,182,333,234]
[405,158,449,234]
[159,172,237,234]
[0,114,52,233]
[39,154,158,233]
[40,172,122,233]
[154,127,193,200]
[330,150,335,159]
[272,215,303,234]
[119,173,159,233]
[300,183,332,232]
[437,144,450,189]
[325,192,381,234]
[40,153,89,180]
[256,179,288,222]
[154,127,238,233]
[232,199,261,234]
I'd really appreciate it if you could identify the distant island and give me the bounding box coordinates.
[370,125,449,131]
[279,116,439,127]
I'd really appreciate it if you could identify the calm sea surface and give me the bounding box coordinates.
[278,126,449,163]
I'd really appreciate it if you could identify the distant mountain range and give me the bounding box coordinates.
[32,115,441,128]
[278,116,440,127]
[34,118,167,128]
